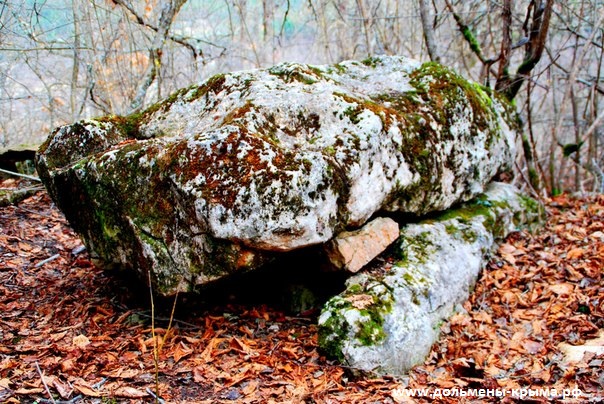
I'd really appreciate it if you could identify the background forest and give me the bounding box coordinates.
[1,0,603,196]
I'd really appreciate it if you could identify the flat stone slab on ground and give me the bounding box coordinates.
[318,182,543,375]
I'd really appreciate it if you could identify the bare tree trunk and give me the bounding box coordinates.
[495,0,512,93]
[501,0,554,101]
[418,0,440,62]
[70,0,80,121]
[522,78,543,193]
[355,0,372,57]
[235,0,261,67]
[262,0,270,42]
[130,0,186,112]
[589,44,603,191]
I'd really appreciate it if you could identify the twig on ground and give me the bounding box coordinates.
[71,245,86,256]
[269,341,281,355]
[0,167,41,182]
[91,378,107,389]
[35,361,56,404]
[15,205,61,220]
[134,311,201,330]
[35,253,61,268]
[146,387,166,404]
[39,397,81,404]
[0,185,44,192]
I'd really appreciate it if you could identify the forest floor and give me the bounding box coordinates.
[0,178,603,403]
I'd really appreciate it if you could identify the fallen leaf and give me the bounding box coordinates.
[230,337,251,354]
[172,342,193,363]
[101,368,140,379]
[589,230,604,239]
[484,365,503,377]
[242,379,258,396]
[280,363,294,373]
[73,381,103,397]
[50,330,68,342]
[500,253,516,265]
[498,243,516,254]
[113,386,148,398]
[566,247,584,259]
[72,334,90,349]
[53,379,72,399]
[193,367,205,383]
[281,346,299,359]
[522,339,543,354]
[61,359,75,372]
[549,283,574,295]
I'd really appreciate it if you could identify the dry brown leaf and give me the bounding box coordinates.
[52,379,72,399]
[522,339,542,354]
[281,346,299,359]
[589,230,604,239]
[73,381,103,397]
[60,359,75,372]
[549,283,574,295]
[199,337,224,364]
[280,363,294,373]
[501,290,517,305]
[49,330,68,342]
[484,365,503,377]
[230,337,251,354]
[184,336,202,344]
[101,368,140,379]
[242,379,258,396]
[172,341,193,363]
[72,334,90,349]
[224,366,252,388]
[537,251,557,262]
[498,243,516,254]
[193,366,205,383]
[449,313,471,326]
[501,253,516,265]
[113,386,148,398]
[566,247,584,259]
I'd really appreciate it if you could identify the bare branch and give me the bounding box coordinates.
[495,0,512,92]
[503,0,554,100]
[443,0,488,65]
[111,0,224,59]
[130,0,187,112]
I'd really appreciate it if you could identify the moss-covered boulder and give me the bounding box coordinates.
[36,56,518,295]
[318,182,543,375]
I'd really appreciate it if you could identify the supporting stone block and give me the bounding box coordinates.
[326,217,399,273]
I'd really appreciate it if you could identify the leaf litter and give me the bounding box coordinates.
[0,179,602,403]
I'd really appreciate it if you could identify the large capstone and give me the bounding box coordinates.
[36,56,518,295]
